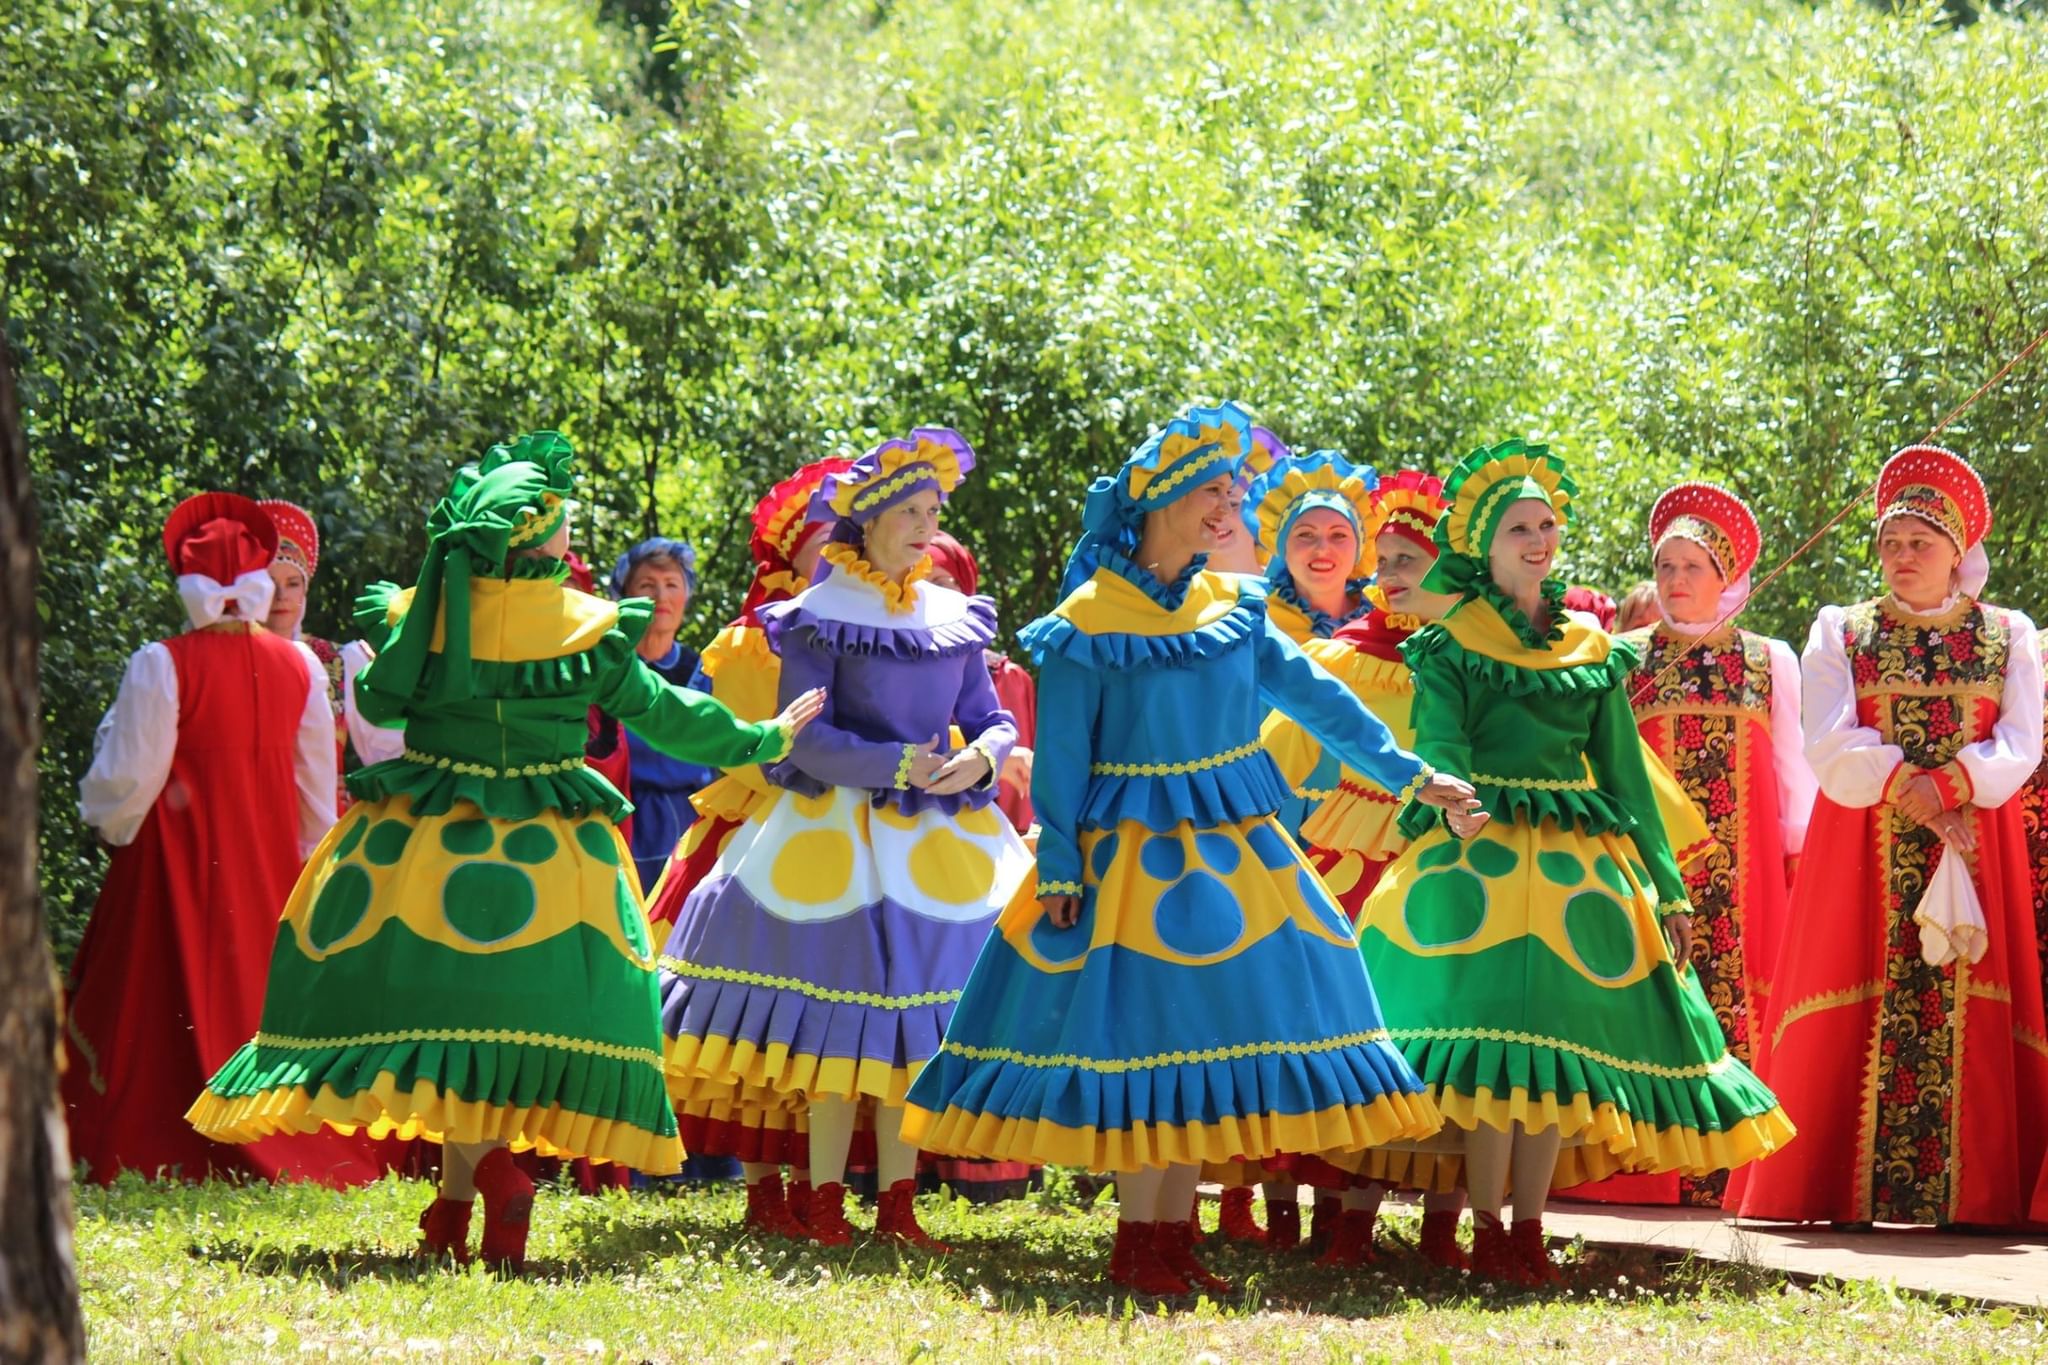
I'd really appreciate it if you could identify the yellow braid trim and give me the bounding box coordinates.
[1090,738,1264,777]
[658,957,962,1009]
[1036,880,1084,897]
[402,748,587,781]
[250,1027,663,1069]
[933,1030,1391,1075]
[1395,763,1434,807]
[1470,770,1595,792]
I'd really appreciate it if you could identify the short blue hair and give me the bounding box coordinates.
[610,536,698,599]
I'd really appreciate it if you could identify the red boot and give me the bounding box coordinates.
[787,1178,814,1232]
[874,1179,952,1253]
[1418,1209,1470,1272]
[1265,1197,1302,1253]
[1217,1186,1265,1244]
[1511,1219,1563,1285]
[1470,1215,1535,1286]
[472,1148,535,1273]
[1315,1208,1377,1266]
[805,1182,853,1247]
[1107,1219,1190,1297]
[1156,1220,1234,1296]
[1304,1192,1341,1258]
[743,1173,809,1239]
[417,1197,473,1263]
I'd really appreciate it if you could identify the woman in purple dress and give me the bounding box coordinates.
[656,428,1030,1250]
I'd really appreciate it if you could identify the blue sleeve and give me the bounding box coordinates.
[1255,616,1427,798]
[1029,653,1100,896]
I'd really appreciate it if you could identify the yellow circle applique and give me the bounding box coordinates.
[872,802,922,831]
[771,828,856,904]
[954,804,1002,837]
[791,789,838,820]
[908,826,998,905]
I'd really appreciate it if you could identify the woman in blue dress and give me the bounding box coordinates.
[904,402,1480,1296]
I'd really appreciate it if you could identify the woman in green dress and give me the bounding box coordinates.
[189,434,823,1271]
[1356,438,1794,1285]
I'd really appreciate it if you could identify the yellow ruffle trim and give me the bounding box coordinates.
[1359,1084,1796,1192]
[821,542,931,614]
[1299,637,1412,694]
[698,622,773,679]
[687,774,769,826]
[184,1075,683,1174]
[1300,780,1405,861]
[899,1089,1442,1174]
[665,1032,919,1107]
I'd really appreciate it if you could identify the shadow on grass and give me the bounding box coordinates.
[174,1188,1786,1319]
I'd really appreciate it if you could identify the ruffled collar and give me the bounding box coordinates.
[1096,547,1208,611]
[1272,574,1372,639]
[503,555,572,584]
[821,542,932,615]
[1884,592,1972,628]
[1470,576,1568,650]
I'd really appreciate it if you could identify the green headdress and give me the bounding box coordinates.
[357,432,577,722]
[1419,437,1575,599]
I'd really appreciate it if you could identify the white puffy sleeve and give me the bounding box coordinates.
[78,643,181,846]
[1766,637,1818,853]
[340,640,406,765]
[294,643,339,857]
[1947,610,2045,811]
[1801,604,1903,809]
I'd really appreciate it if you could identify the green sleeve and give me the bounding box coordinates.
[596,644,792,770]
[1393,642,1473,839]
[1585,673,1690,910]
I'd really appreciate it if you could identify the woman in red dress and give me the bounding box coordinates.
[1740,446,2048,1227]
[1568,483,1816,1210]
[64,494,377,1184]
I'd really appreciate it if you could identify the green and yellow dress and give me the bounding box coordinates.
[1359,592,1794,1189]
[188,557,791,1173]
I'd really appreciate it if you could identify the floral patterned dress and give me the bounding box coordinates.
[1739,596,2048,1226]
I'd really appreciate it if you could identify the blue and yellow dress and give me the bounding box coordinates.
[902,551,1443,1170]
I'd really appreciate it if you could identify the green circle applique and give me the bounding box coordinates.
[332,814,371,862]
[1403,869,1489,948]
[503,825,559,865]
[1628,858,1651,886]
[440,819,495,856]
[1594,854,1632,897]
[1537,850,1585,887]
[363,820,415,867]
[1465,838,1520,879]
[308,865,373,950]
[442,863,538,944]
[576,821,621,865]
[616,873,650,956]
[1563,890,1638,981]
[1415,839,1464,871]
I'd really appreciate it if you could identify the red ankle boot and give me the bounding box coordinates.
[874,1179,952,1253]
[1315,1208,1377,1266]
[787,1178,814,1231]
[1107,1220,1190,1297]
[1510,1219,1562,1285]
[1304,1193,1341,1257]
[805,1182,852,1247]
[1470,1215,1534,1286]
[1418,1209,1470,1271]
[1264,1197,1302,1253]
[472,1149,535,1273]
[417,1197,473,1263]
[1156,1220,1234,1296]
[743,1173,808,1239]
[1217,1185,1265,1244]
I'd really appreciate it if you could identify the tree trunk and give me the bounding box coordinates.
[0,330,86,1361]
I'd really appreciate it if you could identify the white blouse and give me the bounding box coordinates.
[78,634,338,858]
[339,640,407,765]
[1801,600,2044,811]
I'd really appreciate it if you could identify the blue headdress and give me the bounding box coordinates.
[1059,402,1254,594]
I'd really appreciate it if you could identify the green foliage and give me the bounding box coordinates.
[11,0,2048,956]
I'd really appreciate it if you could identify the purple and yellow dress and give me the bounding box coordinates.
[657,538,1032,1132]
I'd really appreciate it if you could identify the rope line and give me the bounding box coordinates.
[1625,319,2048,709]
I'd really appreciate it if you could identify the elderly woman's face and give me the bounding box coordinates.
[1653,537,1726,625]
[1877,516,1961,609]
[624,556,691,634]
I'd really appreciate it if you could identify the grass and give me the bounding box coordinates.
[76,1174,2045,1363]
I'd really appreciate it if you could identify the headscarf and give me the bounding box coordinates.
[162,492,278,629]
[925,530,981,597]
[357,431,576,722]
[610,536,699,600]
[1061,401,1253,594]
[1247,449,1379,584]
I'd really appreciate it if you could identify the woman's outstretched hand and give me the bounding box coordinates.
[1418,772,1488,837]
[776,687,827,737]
